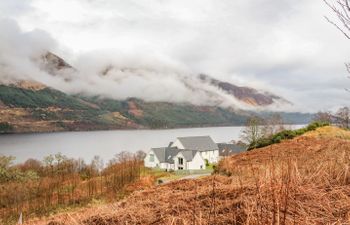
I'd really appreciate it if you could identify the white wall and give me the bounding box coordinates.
[144,150,161,168]
[200,150,219,164]
[188,152,206,170]
[173,152,186,171]
[173,152,206,170]
[144,150,176,170]
[160,162,169,170]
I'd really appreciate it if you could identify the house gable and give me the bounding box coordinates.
[188,151,206,170]
[144,149,161,168]
[173,151,187,170]
[173,150,206,170]
[171,139,185,149]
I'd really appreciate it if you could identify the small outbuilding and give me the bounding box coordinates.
[217,143,246,158]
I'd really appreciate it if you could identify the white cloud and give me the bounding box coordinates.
[0,0,350,112]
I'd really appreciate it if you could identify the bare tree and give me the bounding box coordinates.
[114,151,133,163]
[263,113,285,137]
[240,116,265,149]
[324,0,350,39]
[335,106,350,128]
[135,150,146,161]
[325,0,350,87]
[313,111,333,124]
[91,155,104,173]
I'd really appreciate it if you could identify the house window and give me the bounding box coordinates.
[178,158,183,165]
[178,167,183,170]
[150,154,154,162]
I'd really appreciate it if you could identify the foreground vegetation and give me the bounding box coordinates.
[0,152,144,224]
[22,126,350,225]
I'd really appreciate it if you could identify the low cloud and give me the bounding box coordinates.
[0,19,57,82]
[0,20,261,110]
[1,0,350,112]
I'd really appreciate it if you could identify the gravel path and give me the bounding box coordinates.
[160,173,212,184]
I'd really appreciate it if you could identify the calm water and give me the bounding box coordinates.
[0,125,304,163]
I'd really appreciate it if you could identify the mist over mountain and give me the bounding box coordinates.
[0,18,296,113]
[0,17,313,134]
[35,51,293,110]
[0,35,310,134]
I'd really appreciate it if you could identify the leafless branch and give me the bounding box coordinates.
[324,0,350,39]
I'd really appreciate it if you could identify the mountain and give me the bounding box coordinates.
[0,83,312,134]
[0,52,312,133]
[198,74,290,106]
[41,52,288,108]
[38,52,75,81]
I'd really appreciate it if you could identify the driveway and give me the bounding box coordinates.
[160,173,212,184]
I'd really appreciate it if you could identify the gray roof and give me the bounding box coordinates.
[176,136,218,151]
[151,147,181,163]
[218,143,246,157]
[178,150,199,161]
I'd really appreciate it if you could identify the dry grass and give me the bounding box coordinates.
[303,125,350,139]
[25,126,350,225]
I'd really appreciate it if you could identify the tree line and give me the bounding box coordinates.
[239,109,346,150]
[0,150,146,224]
[240,114,288,149]
[313,107,350,129]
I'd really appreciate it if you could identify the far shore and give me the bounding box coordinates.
[0,122,306,136]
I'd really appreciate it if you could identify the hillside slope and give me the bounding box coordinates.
[27,126,350,225]
[0,84,250,133]
[0,84,139,133]
[0,83,312,133]
[199,74,290,106]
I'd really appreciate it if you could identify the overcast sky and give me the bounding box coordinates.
[1,0,350,112]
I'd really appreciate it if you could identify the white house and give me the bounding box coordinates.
[171,136,219,163]
[144,136,222,171]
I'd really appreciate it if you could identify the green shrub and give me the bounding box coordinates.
[306,121,330,131]
[248,122,329,150]
[204,159,209,167]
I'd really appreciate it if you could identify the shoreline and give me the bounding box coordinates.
[0,122,305,136]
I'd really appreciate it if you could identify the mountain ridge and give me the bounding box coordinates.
[0,52,312,133]
[37,52,289,108]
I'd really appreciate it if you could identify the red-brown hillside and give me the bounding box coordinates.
[26,126,350,225]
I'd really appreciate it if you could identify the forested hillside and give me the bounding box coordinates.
[0,84,312,133]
